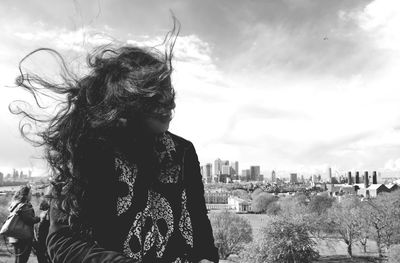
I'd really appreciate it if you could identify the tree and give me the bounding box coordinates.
[251,188,265,200]
[252,193,276,213]
[231,189,250,200]
[357,202,370,254]
[210,210,253,259]
[278,196,308,219]
[308,194,334,216]
[364,191,400,256]
[326,197,362,257]
[388,244,400,263]
[266,201,281,215]
[241,217,319,263]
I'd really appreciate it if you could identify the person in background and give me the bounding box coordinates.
[11,19,219,263]
[33,199,50,263]
[8,185,40,263]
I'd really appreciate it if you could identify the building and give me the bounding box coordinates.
[221,165,231,176]
[242,169,251,181]
[228,196,251,213]
[358,184,390,198]
[271,170,276,183]
[202,163,213,184]
[355,171,360,184]
[312,174,318,183]
[230,161,239,179]
[347,171,353,185]
[328,167,332,183]
[258,174,264,182]
[326,184,341,196]
[386,184,399,192]
[204,191,229,204]
[250,166,260,181]
[290,173,298,184]
[214,158,222,175]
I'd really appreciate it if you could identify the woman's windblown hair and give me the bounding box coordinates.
[12,185,31,204]
[10,19,180,236]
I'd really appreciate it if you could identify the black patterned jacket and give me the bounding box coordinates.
[46,131,219,263]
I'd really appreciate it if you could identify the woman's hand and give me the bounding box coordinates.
[198,260,213,263]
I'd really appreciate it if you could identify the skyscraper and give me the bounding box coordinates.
[202,163,213,184]
[230,161,239,179]
[214,158,222,175]
[328,167,332,183]
[271,170,276,183]
[221,165,231,175]
[250,166,260,181]
[213,159,227,174]
[290,173,298,183]
[242,169,251,181]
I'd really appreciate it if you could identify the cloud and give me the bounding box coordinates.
[1,0,400,176]
[12,24,115,53]
[357,0,400,51]
[384,158,400,171]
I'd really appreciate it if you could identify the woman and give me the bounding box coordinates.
[8,185,40,263]
[12,24,219,263]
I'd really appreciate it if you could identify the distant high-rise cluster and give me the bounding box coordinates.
[201,159,240,183]
[200,158,265,183]
[12,169,30,180]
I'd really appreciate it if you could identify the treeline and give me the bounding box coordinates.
[210,190,400,262]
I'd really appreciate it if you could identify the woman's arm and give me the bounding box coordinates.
[184,143,219,263]
[18,204,40,225]
[47,204,137,263]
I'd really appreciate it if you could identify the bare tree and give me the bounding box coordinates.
[252,193,276,213]
[241,216,319,263]
[365,191,400,256]
[326,197,362,257]
[210,210,253,259]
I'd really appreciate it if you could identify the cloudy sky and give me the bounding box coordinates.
[0,0,400,177]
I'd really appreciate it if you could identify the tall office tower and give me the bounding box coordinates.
[0,172,3,185]
[250,166,260,181]
[355,171,360,184]
[364,171,369,188]
[372,171,377,184]
[347,171,352,185]
[290,173,298,183]
[214,158,222,175]
[328,167,332,183]
[204,163,213,183]
[271,170,276,182]
[221,165,231,175]
[13,169,18,180]
[242,169,251,181]
[312,174,317,183]
[258,174,264,182]
[230,161,239,179]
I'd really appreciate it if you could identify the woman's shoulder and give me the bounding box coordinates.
[8,201,31,212]
[167,131,193,149]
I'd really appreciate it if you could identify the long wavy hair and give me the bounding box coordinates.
[10,20,180,236]
[12,185,31,204]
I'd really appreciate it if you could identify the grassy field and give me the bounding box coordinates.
[210,211,386,262]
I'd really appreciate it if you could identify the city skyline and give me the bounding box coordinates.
[1,0,400,176]
[201,157,400,180]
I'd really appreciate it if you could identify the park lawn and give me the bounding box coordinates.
[220,212,385,262]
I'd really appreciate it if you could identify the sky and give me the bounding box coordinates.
[0,0,400,178]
